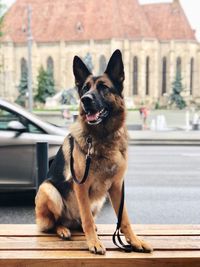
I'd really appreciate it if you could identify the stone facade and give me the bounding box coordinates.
[0,0,199,107]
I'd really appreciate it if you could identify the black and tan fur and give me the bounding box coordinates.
[35,50,153,255]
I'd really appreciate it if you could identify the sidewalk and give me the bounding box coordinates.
[128,130,200,145]
[34,110,200,145]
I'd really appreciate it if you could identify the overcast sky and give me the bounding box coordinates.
[2,0,200,40]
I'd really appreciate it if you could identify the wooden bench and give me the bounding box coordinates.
[0,224,199,267]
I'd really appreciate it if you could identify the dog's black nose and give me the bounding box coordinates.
[81,94,94,107]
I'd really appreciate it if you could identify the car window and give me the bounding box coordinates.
[0,107,20,130]
[27,122,44,134]
[0,106,44,134]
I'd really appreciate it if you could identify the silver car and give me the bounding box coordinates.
[0,99,67,191]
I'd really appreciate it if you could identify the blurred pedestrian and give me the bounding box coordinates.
[62,108,71,120]
[139,106,149,130]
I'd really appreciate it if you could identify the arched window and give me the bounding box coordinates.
[162,57,167,95]
[133,56,138,95]
[47,56,54,76]
[83,52,93,72]
[145,56,150,95]
[190,58,194,96]
[99,55,107,74]
[20,58,28,77]
[176,57,181,75]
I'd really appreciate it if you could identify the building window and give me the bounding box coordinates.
[47,56,54,76]
[99,55,107,74]
[176,57,181,75]
[20,58,28,77]
[190,58,194,96]
[83,52,93,72]
[133,56,138,95]
[162,57,167,95]
[145,56,150,95]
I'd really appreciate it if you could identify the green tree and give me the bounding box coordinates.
[35,66,55,103]
[46,67,55,96]
[170,71,186,110]
[16,70,28,107]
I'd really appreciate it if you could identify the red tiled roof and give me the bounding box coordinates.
[143,1,196,41]
[2,0,196,43]
[2,0,155,43]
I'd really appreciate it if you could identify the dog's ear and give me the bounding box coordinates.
[104,50,124,92]
[73,56,91,90]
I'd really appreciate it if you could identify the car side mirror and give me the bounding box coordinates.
[7,121,27,135]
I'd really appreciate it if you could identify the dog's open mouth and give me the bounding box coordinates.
[85,109,108,125]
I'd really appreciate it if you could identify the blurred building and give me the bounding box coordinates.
[0,0,199,107]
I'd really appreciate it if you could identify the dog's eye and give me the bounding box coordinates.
[101,85,110,94]
[101,86,110,96]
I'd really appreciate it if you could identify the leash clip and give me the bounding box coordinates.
[86,135,92,157]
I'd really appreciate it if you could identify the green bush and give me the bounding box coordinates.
[35,66,55,103]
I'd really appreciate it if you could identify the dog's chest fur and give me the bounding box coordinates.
[92,157,118,178]
[88,171,113,200]
[88,148,126,201]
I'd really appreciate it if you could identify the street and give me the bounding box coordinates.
[0,145,200,224]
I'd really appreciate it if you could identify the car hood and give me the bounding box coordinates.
[0,99,68,136]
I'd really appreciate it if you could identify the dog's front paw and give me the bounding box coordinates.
[127,236,153,253]
[88,239,106,255]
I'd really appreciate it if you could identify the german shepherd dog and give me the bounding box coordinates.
[35,50,153,255]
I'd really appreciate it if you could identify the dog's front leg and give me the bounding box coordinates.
[74,183,106,255]
[109,180,153,253]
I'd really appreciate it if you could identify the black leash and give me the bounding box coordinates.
[69,134,133,252]
[112,181,134,252]
[69,134,92,184]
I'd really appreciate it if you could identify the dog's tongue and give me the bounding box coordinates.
[86,112,99,122]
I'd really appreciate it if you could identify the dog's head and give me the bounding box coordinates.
[73,50,125,133]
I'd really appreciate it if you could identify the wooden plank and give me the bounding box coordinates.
[0,236,199,250]
[0,225,199,266]
[0,250,200,260]
[0,251,200,267]
[0,224,200,236]
[0,250,200,259]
